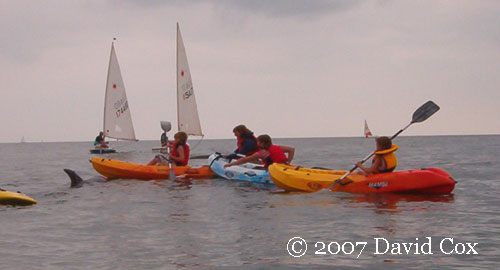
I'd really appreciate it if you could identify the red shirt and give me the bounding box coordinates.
[257,145,288,167]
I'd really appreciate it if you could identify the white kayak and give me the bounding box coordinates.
[208,153,273,185]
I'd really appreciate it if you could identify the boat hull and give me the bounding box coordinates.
[0,190,37,206]
[208,154,273,185]
[90,148,117,154]
[91,157,215,180]
[268,164,456,194]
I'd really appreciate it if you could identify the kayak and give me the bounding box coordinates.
[0,189,37,206]
[90,148,116,154]
[268,163,456,194]
[208,153,273,185]
[90,157,215,180]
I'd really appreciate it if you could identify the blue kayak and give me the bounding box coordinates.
[208,153,273,185]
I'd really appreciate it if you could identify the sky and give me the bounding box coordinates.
[1,0,499,143]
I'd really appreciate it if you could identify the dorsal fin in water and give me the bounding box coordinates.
[63,169,84,188]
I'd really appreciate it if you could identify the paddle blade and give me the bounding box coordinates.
[411,101,440,123]
[169,168,176,181]
[161,121,172,132]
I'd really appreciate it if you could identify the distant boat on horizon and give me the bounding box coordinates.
[364,120,373,138]
[20,136,26,143]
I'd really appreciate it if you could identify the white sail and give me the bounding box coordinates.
[364,120,373,138]
[103,43,137,141]
[176,23,203,136]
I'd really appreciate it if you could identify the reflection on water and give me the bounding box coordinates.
[346,193,455,212]
[270,191,455,213]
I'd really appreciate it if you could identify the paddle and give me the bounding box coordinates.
[167,145,176,181]
[329,101,440,189]
[190,154,210,159]
[161,121,176,181]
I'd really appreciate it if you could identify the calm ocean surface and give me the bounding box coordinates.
[0,135,499,269]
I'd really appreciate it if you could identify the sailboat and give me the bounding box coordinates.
[364,120,373,138]
[153,23,204,153]
[176,23,203,138]
[20,136,26,143]
[91,28,214,179]
[90,41,137,154]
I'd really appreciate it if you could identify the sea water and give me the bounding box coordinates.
[0,135,498,269]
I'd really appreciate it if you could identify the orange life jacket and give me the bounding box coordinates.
[373,144,398,173]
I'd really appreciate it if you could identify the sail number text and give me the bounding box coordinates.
[114,98,129,118]
[181,82,193,100]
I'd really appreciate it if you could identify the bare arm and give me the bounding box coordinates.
[280,145,295,164]
[356,158,381,175]
[167,140,175,147]
[170,146,185,163]
[100,137,108,147]
[224,152,260,167]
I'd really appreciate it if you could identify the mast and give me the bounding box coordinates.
[176,23,181,133]
[103,40,114,138]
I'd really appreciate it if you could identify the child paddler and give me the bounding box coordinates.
[356,136,398,175]
[148,131,190,166]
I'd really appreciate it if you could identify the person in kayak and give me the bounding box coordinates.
[148,131,190,166]
[356,136,398,175]
[225,125,259,160]
[94,131,108,148]
[224,134,294,168]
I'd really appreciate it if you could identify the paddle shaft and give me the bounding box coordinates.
[390,122,412,141]
[166,137,176,181]
[331,122,413,187]
[190,154,210,160]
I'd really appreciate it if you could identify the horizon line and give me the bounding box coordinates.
[3,133,499,144]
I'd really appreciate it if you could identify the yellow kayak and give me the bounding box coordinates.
[268,164,344,192]
[268,163,456,194]
[0,190,37,206]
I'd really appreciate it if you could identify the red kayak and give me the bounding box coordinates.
[330,168,456,194]
[268,164,456,194]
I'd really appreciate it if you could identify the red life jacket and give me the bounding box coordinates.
[172,142,190,166]
[263,145,288,167]
[237,135,258,156]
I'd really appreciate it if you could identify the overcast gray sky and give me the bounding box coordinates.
[1,0,499,143]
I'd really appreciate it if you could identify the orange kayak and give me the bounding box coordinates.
[268,163,456,194]
[91,157,215,180]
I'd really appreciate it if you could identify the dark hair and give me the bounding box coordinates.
[257,134,272,149]
[376,136,392,150]
[233,125,252,138]
[174,131,188,144]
